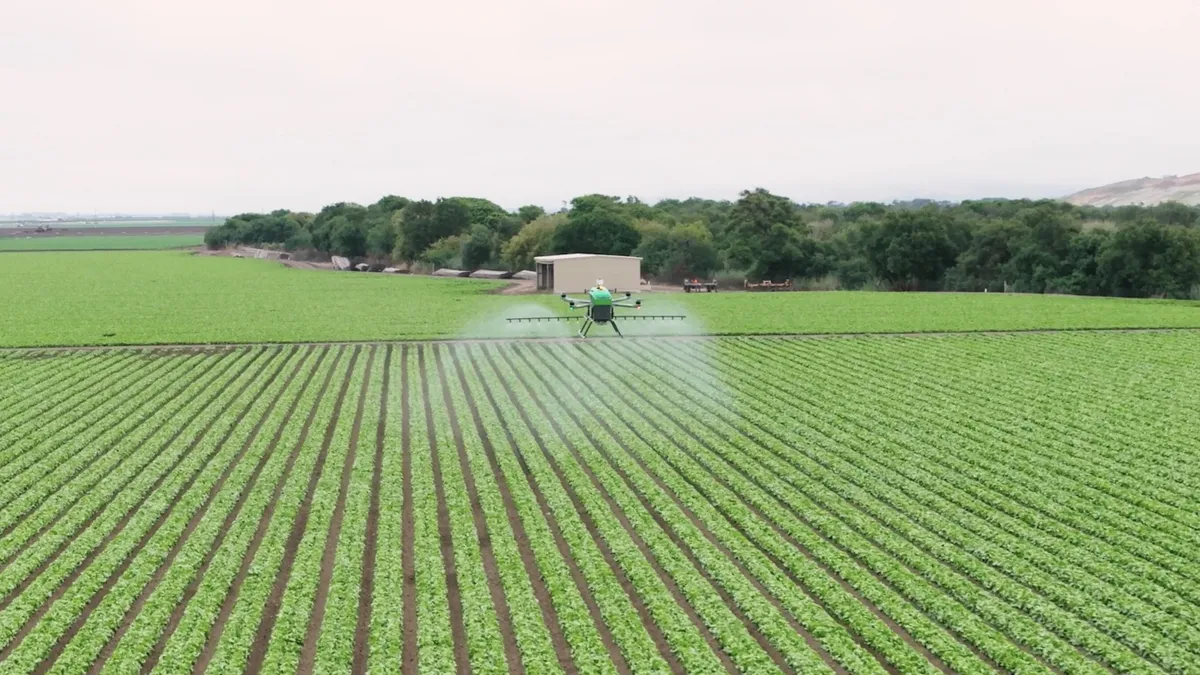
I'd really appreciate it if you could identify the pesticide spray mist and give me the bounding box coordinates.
[454,291,736,426]
[457,301,574,340]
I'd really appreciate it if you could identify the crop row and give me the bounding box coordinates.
[0,334,1194,675]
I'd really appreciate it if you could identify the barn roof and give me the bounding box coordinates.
[534,253,642,262]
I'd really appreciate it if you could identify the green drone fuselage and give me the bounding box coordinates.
[583,287,613,320]
[505,283,681,337]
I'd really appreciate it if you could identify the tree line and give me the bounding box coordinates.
[204,190,1200,298]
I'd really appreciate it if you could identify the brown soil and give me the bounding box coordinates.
[0,351,96,407]
[0,350,266,662]
[460,348,630,674]
[642,342,1010,672]
[187,347,340,675]
[109,348,311,675]
[281,259,334,271]
[447,345,578,674]
[433,347,526,675]
[418,347,471,675]
[300,346,377,674]
[0,350,140,452]
[11,325,1192,358]
[400,346,418,675]
[37,349,294,674]
[353,345,392,674]
[479,348,688,674]
[244,347,362,674]
[0,354,223,579]
[498,348,739,674]
[520,345,838,674]
[739,343,1127,672]
[498,280,537,294]
[562,343,925,673]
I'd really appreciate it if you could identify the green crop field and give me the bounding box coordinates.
[3,251,1200,347]
[0,333,1197,673]
[0,235,204,252]
[7,219,222,229]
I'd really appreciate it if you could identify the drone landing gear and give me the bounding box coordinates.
[576,319,623,338]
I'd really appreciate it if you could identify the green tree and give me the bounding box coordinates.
[1097,221,1200,297]
[1001,206,1081,292]
[364,195,408,257]
[367,219,396,257]
[396,200,439,260]
[285,228,314,251]
[864,208,961,289]
[517,205,546,224]
[662,222,720,281]
[945,220,1025,291]
[308,202,367,254]
[842,201,887,223]
[1049,230,1109,295]
[632,221,673,276]
[551,194,641,255]
[1148,201,1199,227]
[725,188,828,280]
[433,198,471,239]
[421,234,467,268]
[460,223,495,269]
[501,214,563,270]
[331,218,369,258]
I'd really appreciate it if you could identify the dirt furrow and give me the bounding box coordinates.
[448,345,578,675]
[639,341,1042,673]
[417,346,471,675]
[353,345,391,675]
[31,348,296,673]
[433,346,525,675]
[461,349,630,674]
[669,342,1095,673]
[0,351,109,425]
[400,346,418,675]
[0,352,134,465]
[243,346,363,674]
[517,344,839,674]
[478,347,688,674]
[84,346,308,674]
[0,348,272,661]
[5,325,1199,356]
[132,346,327,674]
[0,353,163,485]
[185,346,343,675]
[298,346,377,674]
[564,343,947,674]
[495,347,743,674]
[0,349,259,616]
[0,353,208,549]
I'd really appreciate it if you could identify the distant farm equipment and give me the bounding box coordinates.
[744,278,793,291]
[683,278,718,293]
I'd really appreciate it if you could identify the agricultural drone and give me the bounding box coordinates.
[507,279,685,338]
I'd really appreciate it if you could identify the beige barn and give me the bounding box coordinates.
[534,254,642,294]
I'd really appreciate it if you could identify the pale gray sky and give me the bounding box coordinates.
[2,0,1197,213]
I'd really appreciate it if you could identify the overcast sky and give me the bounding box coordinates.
[2,0,1197,214]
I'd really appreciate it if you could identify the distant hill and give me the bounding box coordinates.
[1064,173,1200,206]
